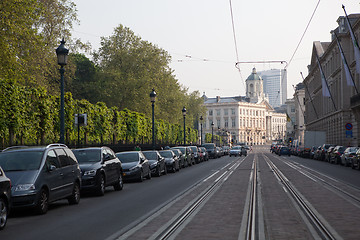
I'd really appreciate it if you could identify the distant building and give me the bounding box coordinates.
[201,68,286,145]
[258,69,287,108]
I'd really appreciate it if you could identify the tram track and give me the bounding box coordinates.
[263,154,341,240]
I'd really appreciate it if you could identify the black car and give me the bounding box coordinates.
[116,151,151,182]
[142,150,167,177]
[171,147,192,167]
[73,147,123,196]
[159,150,180,172]
[201,143,217,159]
[171,148,186,167]
[0,144,81,214]
[0,166,10,230]
[189,146,201,163]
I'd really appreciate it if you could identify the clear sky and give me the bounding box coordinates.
[72,0,360,99]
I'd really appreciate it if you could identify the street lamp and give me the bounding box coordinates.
[211,122,214,143]
[200,116,203,145]
[56,38,69,144]
[150,89,156,149]
[182,107,187,145]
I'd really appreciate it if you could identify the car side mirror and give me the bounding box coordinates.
[48,165,56,171]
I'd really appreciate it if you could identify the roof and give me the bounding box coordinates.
[246,67,262,81]
[204,96,249,104]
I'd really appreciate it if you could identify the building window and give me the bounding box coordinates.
[231,108,235,115]
[209,110,213,116]
[224,109,228,115]
[216,109,221,116]
[217,119,221,127]
[225,118,229,128]
[232,118,236,127]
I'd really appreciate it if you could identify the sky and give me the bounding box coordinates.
[72,0,360,100]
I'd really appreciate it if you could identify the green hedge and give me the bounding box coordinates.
[0,79,198,147]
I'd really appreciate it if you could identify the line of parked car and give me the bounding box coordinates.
[271,143,360,170]
[0,143,225,230]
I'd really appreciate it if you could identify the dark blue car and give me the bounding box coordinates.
[278,146,291,156]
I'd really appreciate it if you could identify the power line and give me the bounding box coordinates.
[229,0,245,90]
[286,0,321,69]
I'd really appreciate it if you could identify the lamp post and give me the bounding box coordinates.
[56,38,69,144]
[182,107,187,145]
[150,89,156,149]
[211,122,214,143]
[200,116,203,145]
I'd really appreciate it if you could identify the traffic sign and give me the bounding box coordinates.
[345,123,353,130]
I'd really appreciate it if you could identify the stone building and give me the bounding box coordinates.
[303,14,360,146]
[201,68,286,145]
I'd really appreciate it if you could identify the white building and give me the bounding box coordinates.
[202,68,286,145]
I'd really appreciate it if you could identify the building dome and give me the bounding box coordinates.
[246,67,262,81]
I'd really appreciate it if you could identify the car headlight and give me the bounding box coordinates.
[84,169,97,176]
[15,184,35,191]
[129,165,140,171]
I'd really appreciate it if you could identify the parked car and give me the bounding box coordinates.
[319,144,333,161]
[313,146,322,160]
[170,148,185,168]
[171,147,192,167]
[0,166,11,230]
[278,146,291,156]
[189,146,201,163]
[72,147,123,196]
[199,147,209,161]
[115,151,151,182]
[329,146,346,164]
[159,150,180,172]
[201,143,218,159]
[309,146,317,159]
[324,146,335,162]
[352,148,360,169]
[341,147,359,167]
[0,144,81,214]
[142,150,166,177]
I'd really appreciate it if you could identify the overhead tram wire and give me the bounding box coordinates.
[286,0,321,69]
[229,0,245,90]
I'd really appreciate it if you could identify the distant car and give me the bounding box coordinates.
[159,150,180,172]
[189,146,201,163]
[171,147,192,167]
[116,151,151,182]
[309,146,317,159]
[199,147,209,161]
[142,150,167,177]
[201,143,217,159]
[0,166,11,230]
[229,146,242,157]
[278,146,291,156]
[341,147,359,167]
[329,146,345,164]
[72,147,123,196]
[170,148,185,168]
[0,144,81,214]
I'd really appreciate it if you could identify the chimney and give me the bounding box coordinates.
[216,96,220,102]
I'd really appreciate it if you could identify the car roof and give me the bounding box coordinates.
[2,144,68,152]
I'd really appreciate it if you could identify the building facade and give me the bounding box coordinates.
[202,68,286,145]
[258,69,287,108]
[303,14,360,146]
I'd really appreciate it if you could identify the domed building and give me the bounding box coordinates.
[200,68,286,145]
[246,67,268,103]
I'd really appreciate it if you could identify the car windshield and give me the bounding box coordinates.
[159,151,173,158]
[172,150,180,156]
[143,152,157,160]
[232,146,241,150]
[172,148,185,154]
[116,152,139,163]
[0,151,43,171]
[202,144,214,150]
[73,149,100,163]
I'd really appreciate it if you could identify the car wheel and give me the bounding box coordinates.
[172,163,176,173]
[68,182,81,205]
[147,168,152,179]
[351,161,356,169]
[163,166,167,175]
[138,170,144,182]
[156,167,161,177]
[113,173,123,191]
[0,198,8,230]
[36,189,49,214]
[96,175,106,196]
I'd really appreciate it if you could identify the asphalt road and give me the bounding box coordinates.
[1,156,236,240]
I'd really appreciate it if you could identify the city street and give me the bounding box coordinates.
[2,146,360,239]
